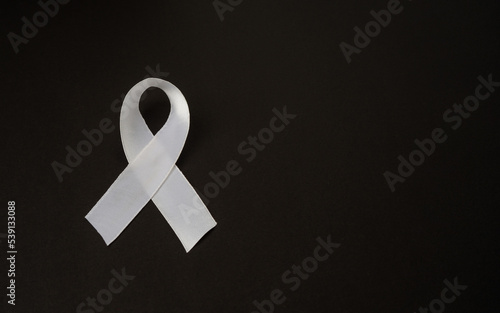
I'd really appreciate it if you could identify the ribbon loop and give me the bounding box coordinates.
[86,78,216,252]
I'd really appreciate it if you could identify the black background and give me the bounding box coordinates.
[1,0,500,312]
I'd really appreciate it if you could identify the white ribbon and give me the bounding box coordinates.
[86,78,216,252]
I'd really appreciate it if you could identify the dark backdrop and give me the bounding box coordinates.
[1,0,500,312]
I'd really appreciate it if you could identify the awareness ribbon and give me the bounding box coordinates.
[86,78,216,252]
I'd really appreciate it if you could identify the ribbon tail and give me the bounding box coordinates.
[152,166,216,252]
